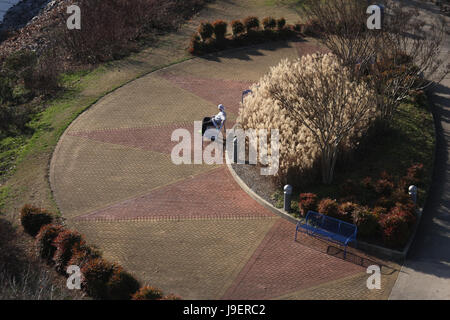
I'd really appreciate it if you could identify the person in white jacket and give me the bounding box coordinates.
[202,104,226,137]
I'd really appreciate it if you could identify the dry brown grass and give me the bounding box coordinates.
[0,217,85,300]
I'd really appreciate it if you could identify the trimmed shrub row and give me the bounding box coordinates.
[300,196,416,248]
[20,204,178,300]
[189,16,314,55]
[297,164,422,249]
[36,224,65,263]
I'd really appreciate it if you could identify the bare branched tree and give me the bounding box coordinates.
[304,0,372,67]
[267,54,376,184]
[304,0,449,122]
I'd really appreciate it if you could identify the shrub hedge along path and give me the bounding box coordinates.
[50,36,402,299]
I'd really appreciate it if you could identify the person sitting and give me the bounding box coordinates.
[202,104,227,137]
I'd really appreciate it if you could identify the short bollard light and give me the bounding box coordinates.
[233,136,238,163]
[409,185,418,204]
[284,184,293,212]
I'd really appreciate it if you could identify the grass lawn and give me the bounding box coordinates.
[272,95,436,216]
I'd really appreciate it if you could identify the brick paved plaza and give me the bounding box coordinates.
[50,40,400,299]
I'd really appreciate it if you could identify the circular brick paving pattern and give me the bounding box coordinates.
[50,40,400,299]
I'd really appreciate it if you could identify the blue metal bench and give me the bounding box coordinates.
[295,211,358,258]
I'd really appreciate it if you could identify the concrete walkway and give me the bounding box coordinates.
[390,0,450,300]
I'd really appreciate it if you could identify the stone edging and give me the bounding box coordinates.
[225,158,299,225]
[225,139,423,261]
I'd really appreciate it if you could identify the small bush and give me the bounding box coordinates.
[318,198,340,219]
[374,179,395,196]
[401,163,424,187]
[339,202,358,223]
[81,258,116,299]
[106,267,140,300]
[372,206,388,216]
[410,90,428,105]
[20,204,54,237]
[27,52,60,95]
[0,95,34,134]
[276,18,286,30]
[293,23,302,33]
[231,20,245,37]
[3,49,59,96]
[299,193,318,217]
[379,170,392,181]
[198,21,214,40]
[3,50,37,80]
[375,196,396,211]
[189,34,204,55]
[380,212,410,248]
[262,17,276,30]
[243,16,260,32]
[390,202,417,228]
[35,224,64,263]
[391,187,412,205]
[132,286,164,300]
[352,206,379,238]
[213,20,228,40]
[68,243,101,270]
[361,177,374,191]
[302,19,323,36]
[0,76,14,105]
[53,230,84,273]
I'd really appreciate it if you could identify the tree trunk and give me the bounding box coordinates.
[321,145,338,184]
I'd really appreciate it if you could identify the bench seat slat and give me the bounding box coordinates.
[297,224,350,243]
[295,211,358,258]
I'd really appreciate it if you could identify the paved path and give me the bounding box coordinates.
[50,39,399,299]
[390,0,450,300]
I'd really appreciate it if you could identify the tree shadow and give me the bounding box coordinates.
[326,245,399,276]
[398,79,450,280]
[198,39,298,62]
[294,235,401,275]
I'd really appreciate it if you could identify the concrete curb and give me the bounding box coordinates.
[356,209,422,261]
[225,140,423,261]
[225,159,299,225]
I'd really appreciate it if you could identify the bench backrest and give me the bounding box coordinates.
[305,211,357,239]
[242,89,253,103]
